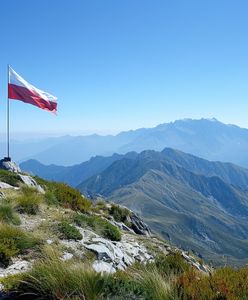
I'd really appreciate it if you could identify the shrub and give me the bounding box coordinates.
[0,202,20,225]
[15,187,43,215]
[2,254,106,299]
[109,204,130,223]
[155,252,190,276]
[0,223,39,267]
[58,220,82,241]
[74,214,121,241]
[0,170,21,187]
[47,182,92,212]
[44,190,58,206]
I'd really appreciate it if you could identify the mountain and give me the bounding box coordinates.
[13,118,248,167]
[78,148,248,266]
[20,152,138,187]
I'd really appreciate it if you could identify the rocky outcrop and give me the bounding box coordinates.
[0,158,20,173]
[128,212,151,236]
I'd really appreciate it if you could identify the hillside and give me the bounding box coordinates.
[1,167,248,299]
[79,149,248,266]
[13,118,248,167]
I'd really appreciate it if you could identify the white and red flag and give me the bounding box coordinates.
[8,67,57,114]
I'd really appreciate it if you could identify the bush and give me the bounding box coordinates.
[44,190,58,206]
[0,170,21,187]
[15,187,43,215]
[45,182,92,212]
[0,202,20,225]
[0,223,39,267]
[109,204,130,223]
[155,253,190,276]
[58,220,82,241]
[2,253,106,299]
[74,214,121,241]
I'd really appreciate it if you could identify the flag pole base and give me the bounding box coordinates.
[3,157,11,162]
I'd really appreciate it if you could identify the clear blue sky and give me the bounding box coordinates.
[0,0,248,138]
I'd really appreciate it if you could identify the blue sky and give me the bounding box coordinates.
[0,0,248,138]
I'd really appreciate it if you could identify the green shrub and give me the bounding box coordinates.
[0,223,39,267]
[155,252,190,276]
[0,170,21,187]
[74,214,121,241]
[58,220,82,241]
[44,190,58,206]
[109,204,130,223]
[15,187,43,215]
[2,254,106,299]
[0,202,20,225]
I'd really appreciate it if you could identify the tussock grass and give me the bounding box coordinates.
[0,223,40,267]
[15,186,43,215]
[0,201,20,225]
[0,169,21,187]
[2,250,106,300]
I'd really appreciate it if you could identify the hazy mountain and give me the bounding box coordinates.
[20,152,138,187]
[78,149,248,265]
[14,118,248,167]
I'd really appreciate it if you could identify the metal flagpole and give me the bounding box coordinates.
[7,64,10,160]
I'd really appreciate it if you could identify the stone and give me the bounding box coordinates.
[0,260,31,278]
[127,212,151,236]
[19,174,44,193]
[0,158,21,173]
[92,261,115,274]
[62,252,73,261]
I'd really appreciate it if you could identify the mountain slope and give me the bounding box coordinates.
[78,149,248,265]
[15,118,248,167]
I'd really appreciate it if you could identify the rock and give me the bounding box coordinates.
[127,213,151,236]
[19,174,44,193]
[0,260,31,278]
[84,243,115,262]
[92,261,115,274]
[0,158,20,173]
[0,182,15,189]
[46,239,53,245]
[61,252,73,261]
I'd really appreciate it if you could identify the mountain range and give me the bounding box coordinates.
[21,147,248,266]
[9,118,248,167]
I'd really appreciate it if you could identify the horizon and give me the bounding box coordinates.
[1,0,248,137]
[1,116,246,142]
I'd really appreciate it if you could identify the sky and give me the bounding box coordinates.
[0,0,248,139]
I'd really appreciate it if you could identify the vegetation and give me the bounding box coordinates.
[109,204,130,223]
[2,251,106,299]
[0,201,20,225]
[58,220,82,241]
[74,213,121,241]
[15,186,43,214]
[0,169,21,187]
[0,223,39,267]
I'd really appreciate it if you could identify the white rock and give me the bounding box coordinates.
[0,260,31,278]
[62,252,73,261]
[93,261,115,274]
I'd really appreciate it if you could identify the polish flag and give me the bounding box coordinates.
[8,67,57,114]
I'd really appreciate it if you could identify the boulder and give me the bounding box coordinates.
[127,212,151,236]
[0,158,20,173]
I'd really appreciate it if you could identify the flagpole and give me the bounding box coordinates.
[7,64,10,160]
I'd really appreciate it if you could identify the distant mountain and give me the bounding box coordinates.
[14,118,248,167]
[20,152,138,187]
[78,148,248,266]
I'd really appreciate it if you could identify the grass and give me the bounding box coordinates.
[2,251,107,300]
[0,223,40,267]
[58,220,82,241]
[109,204,130,223]
[0,169,21,187]
[74,213,121,241]
[15,186,43,215]
[0,201,20,225]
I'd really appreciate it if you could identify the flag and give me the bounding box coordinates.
[8,66,57,114]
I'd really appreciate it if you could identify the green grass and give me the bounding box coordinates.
[74,213,121,241]
[0,201,20,225]
[109,204,130,223]
[2,252,107,300]
[15,186,43,215]
[58,220,82,241]
[0,169,21,187]
[0,223,40,267]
